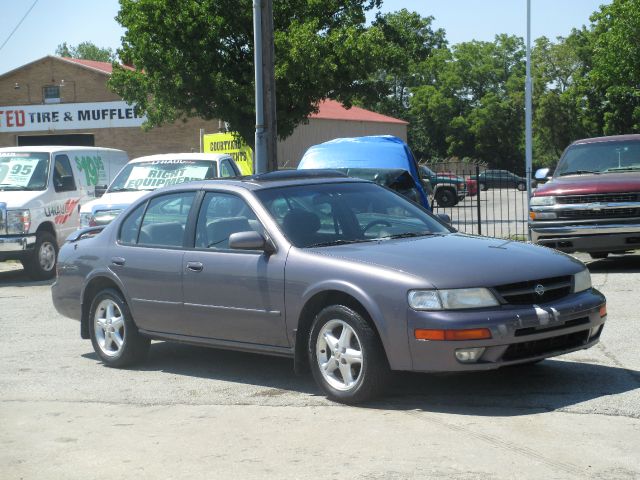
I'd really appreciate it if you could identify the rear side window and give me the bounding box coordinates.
[125,192,195,248]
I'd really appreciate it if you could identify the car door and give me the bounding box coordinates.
[110,190,195,333]
[181,191,288,346]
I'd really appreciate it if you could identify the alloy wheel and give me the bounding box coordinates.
[316,319,364,391]
[94,299,126,357]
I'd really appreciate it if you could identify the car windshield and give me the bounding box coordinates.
[108,159,218,192]
[555,140,640,176]
[255,181,450,248]
[0,152,50,191]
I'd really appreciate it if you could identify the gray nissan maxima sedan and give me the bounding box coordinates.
[52,171,607,403]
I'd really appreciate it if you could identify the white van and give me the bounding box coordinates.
[79,153,240,228]
[0,146,128,279]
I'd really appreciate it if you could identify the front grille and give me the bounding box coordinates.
[558,208,640,219]
[502,330,590,361]
[557,193,640,204]
[494,275,572,305]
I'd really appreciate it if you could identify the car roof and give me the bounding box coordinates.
[157,169,367,193]
[129,152,233,164]
[570,134,640,145]
[0,146,124,154]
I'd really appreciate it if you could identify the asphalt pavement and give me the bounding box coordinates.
[0,253,639,479]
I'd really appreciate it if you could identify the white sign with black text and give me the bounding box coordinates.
[0,101,146,133]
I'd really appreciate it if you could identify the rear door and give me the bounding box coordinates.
[110,190,195,333]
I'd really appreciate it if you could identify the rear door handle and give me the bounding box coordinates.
[186,261,203,272]
[111,257,126,266]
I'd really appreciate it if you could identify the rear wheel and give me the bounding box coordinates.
[22,231,57,280]
[479,182,488,191]
[516,182,526,191]
[309,305,389,404]
[89,288,150,368]
[435,188,456,207]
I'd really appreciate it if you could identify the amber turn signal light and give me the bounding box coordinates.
[414,328,492,341]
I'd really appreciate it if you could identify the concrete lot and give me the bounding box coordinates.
[1,252,639,479]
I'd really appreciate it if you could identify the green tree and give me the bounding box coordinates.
[109,0,382,148]
[589,0,640,134]
[55,41,116,62]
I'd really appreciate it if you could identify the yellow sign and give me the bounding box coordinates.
[203,132,253,175]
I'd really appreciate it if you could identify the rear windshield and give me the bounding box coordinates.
[108,159,218,192]
[556,140,640,176]
[0,152,50,191]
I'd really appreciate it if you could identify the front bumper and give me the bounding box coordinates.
[0,234,36,253]
[407,289,606,372]
[530,221,640,253]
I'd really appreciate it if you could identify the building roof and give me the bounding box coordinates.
[59,57,135,74]
[309,99,408,125]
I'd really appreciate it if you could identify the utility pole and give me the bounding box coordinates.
[252,0,277,174]
[525,0,533,240]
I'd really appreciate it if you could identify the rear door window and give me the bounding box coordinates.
[135,192,195,248]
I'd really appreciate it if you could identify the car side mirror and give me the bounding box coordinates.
[228,231,275,253]
[534,168,551,181]
[437,213,451,224]
[94,185,107,198]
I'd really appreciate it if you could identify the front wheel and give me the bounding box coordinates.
[516,182,526,191]
[89,288,150,368]
[435,188,456,208]
[479,182,488,191]
[22,231,57,280]
[309,305,389,403]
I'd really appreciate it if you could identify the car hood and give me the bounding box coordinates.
[80,190,148,213]
[536,172,640,196]
[0,190,47,209]
[308,233,585,289]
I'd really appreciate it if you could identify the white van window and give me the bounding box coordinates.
[0,152,50,191]
[53,155,77,192]
[108,160,218,193]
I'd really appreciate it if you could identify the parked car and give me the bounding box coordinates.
[52,170,606,403]
[419,165,467,207]
[79,153,240,228]
[298,136,431,209]
[0,146,128,279]
[471,169,532,191]
[530,134,640,258]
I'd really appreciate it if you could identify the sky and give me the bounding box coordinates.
[0,0,611,76]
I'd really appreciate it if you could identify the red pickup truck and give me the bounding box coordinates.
[529,134,640,258]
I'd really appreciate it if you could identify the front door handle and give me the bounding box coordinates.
[111,257,126,266]
[186,261,203,272]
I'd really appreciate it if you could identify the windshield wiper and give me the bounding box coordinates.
[604,166,640,172]
[558,170,601,176]
[385,231,436,239]
[306,239,376,248]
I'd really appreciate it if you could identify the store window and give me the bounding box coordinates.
[43,85,61,104]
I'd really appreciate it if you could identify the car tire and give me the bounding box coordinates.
[21,231,58,280]
[479,182,488,191]
[516,182,526,191]
[89,288,150,368]
[309,305,389,404]
[435,188,456,208]
[589,252,609,259]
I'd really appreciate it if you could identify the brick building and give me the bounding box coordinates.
[0,56,407,167]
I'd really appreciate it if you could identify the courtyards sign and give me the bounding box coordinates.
[0,101,146,133]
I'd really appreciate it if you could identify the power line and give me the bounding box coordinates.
[0,0,40,53]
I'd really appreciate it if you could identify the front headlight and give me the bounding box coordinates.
[6,209,31,234]
[530,196,556,206]
[79,212,96,228]
[408,288,499,310]
[573,269,592,293]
